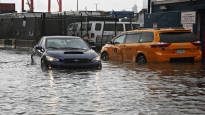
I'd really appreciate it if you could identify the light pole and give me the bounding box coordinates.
[148,0,151,13]
[77,0,79,11]
[96,3,98,11]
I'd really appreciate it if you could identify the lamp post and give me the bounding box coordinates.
[148,0,151,13]
[77,0,79,11]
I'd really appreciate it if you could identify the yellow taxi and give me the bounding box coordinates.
[100,28,201,64]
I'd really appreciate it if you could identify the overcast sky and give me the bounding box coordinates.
[0,0,145,12]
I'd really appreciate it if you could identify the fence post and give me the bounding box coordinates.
[80,13,83,38]
[101,16,106,48]
[41,13,46,36]
[201,13,205,64]
[130,14,133,30]
[115,15,117,37]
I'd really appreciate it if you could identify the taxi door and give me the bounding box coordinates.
[123,32,141,62]
[111,34,126,61]
[138,32,155,60]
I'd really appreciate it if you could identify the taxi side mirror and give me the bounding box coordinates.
[107,41,112,44]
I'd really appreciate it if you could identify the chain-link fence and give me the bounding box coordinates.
[0,12,138,49]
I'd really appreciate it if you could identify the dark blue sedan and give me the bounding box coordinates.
[31,36,102,71]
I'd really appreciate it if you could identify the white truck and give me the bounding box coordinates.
[67,21,139,46]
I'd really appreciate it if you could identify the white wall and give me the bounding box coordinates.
[143,0,148,9]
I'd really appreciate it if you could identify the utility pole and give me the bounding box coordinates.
[77,0,79,11]
[22,0,24,12]
[148,0,151,13]
[58,0,62,12]
[30,0,34,12]
[96,3,98,11]
[48,0,51,12]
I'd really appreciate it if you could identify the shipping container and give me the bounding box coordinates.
[0,3,15,11]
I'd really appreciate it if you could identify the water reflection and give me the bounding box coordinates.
[103,61,205,115]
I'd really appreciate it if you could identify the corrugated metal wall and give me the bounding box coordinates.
[144,11,198,34]
[144,11,182,28]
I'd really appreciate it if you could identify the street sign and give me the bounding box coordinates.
[181,11,196,24]
[183,23,193,32]
[153,22,158,28]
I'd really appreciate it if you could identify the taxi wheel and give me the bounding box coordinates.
[137,55,146,64]
[101,52,109,61]
[41,59,48,71]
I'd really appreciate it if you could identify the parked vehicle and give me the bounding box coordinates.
[67,21,139,46]
[100,28,201,63]
[31,36,102,71]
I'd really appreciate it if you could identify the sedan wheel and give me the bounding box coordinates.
[41,59,48,71]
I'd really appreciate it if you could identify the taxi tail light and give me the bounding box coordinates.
[91,33,95,39]
[151,42,171,48]
[192,41,201,46]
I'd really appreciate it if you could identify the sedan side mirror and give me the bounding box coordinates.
[35,45,43,50]
[35,45,45,52]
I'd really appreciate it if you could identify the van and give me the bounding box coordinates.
[100,28,201,63]
[67,21,139,46]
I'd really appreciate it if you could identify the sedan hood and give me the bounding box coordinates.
[46,49,98,60]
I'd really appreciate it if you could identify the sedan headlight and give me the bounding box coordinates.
[46,56,60,62]
[92,56,101,62]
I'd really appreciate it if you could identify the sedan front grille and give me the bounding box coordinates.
[63,59,90,63]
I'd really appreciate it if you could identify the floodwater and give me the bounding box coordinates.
[0,49,205,115]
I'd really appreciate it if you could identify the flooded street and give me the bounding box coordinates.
[0,49,205,115]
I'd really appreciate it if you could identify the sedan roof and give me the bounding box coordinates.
[43,36,81,39]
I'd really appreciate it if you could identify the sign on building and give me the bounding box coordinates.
[181,11,196,31]
[183,24,193,32]
[181,11,196,24]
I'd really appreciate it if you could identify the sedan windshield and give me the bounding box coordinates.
[46,38,89,50]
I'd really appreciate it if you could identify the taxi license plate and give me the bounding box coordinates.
[177,49,185,54]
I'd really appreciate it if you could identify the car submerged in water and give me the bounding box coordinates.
[100,28,201,63]
[31,36,102,71]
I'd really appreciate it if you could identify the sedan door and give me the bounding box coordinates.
[31,38,45,65]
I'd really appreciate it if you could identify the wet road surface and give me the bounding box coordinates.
[0,49,205,115]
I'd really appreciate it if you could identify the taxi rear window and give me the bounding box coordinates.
[160,32,196,43]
